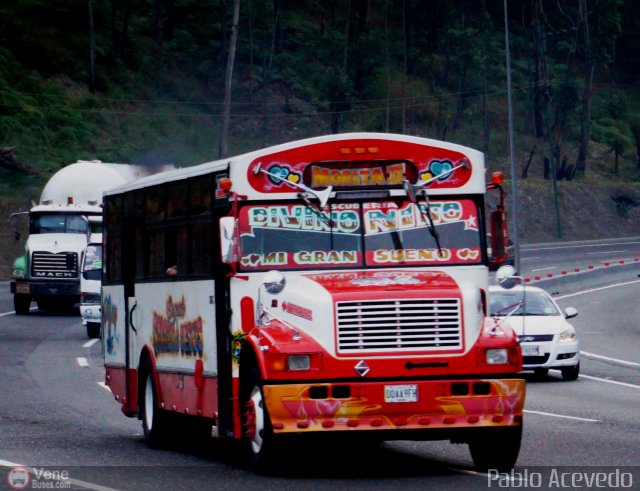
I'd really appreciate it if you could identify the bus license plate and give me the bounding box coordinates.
[522,344,540,356]
[384,384,418,403]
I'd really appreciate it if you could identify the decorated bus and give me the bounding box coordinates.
[102,133,524,472]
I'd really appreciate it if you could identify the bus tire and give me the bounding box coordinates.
[140,359,173,448]
[14,294,31,315]
[469,425,522,472]
[242,367,277,472]
[86,322,101,339]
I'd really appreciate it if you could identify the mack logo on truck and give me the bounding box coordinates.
[34,271,76,278]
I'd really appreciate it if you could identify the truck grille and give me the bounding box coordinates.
[31,251,78,279]
[336,298,462,353]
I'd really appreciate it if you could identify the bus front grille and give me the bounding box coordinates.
[336,298,462,353]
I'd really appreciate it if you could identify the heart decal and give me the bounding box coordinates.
[429,160,454,181]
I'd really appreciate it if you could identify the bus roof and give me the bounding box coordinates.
[104,132,487,198]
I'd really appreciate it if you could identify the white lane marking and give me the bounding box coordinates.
[521,257,541,261]
[581,351,640,368]
[525,241,640,251]
[77,357,89,368]
[579,374,640,390]
[0,459,121,491]
[83,338,99,348]
[0,458,22,467]
[555,279,640,300]
[0,307,38,317]
[588,250,628,255]
[524,409,600,423]
[531,266,557,272]
[97,382,110,390]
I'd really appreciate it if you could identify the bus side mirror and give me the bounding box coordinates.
[488,208,508,271]
[219,216,238,264]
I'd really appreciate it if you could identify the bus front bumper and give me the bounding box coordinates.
[263,378,525,435]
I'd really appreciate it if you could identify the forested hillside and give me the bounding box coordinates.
[1,0,640,278]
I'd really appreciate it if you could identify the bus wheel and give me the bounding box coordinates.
[14,294,31,315]
[242,368,276,472]
[140,360,173,448]
[469,426,522,472]
[86,322,101,339]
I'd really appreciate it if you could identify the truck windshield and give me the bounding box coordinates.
[30,213,89,234]
[237,199,481,271]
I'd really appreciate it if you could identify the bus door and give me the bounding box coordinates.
[123,194,140,410]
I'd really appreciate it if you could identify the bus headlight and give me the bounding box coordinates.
[486,348,509,365]
[559,327,577,343]
[287,354,311,371]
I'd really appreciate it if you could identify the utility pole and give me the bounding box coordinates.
[504,0,520,273]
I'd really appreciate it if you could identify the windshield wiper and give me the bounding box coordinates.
[254,162,333,226]
[254,162,332,207]
[403,159,470,258]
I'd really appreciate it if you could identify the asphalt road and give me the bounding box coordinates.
[519,236,640,280]
[0,258,639,490]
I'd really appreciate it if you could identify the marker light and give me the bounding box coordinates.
[219,177,232,192]
[491,171,505,185]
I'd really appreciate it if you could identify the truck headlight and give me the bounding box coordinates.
[559,327,577,343]
[486,348,509,365]
[12,268,26,279]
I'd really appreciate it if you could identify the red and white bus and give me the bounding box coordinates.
[102,132,524,471]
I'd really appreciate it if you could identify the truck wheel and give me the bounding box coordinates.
[86,322,101,339]
[469,426,522,472]
[242,367,277,472]
[140,359,173,448]
[561,362,580,381]
[14,294,31,315]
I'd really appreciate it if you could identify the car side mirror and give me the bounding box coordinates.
[564,307,578,319]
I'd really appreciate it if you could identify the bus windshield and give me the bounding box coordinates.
[30,213,91,234]
[238,198,482,270]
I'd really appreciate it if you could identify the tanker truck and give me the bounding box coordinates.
[10,160,143,315]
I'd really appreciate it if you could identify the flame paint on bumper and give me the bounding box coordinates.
[264,379,525,433]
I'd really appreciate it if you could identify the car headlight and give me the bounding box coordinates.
[486,348,509,365]
[559,327,577,343]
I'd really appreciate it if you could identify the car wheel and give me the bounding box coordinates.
[533,367,548,378]
[140,359,173,448]
[242,366,277,472]
[469,425,522,472]
[561,362,580,381]
[86,322,101,339]
[14,294,31,315]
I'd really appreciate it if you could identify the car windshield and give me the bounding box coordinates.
[237,199,482,271]
[490,290,560,316]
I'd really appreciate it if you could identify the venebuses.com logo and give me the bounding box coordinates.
[6,467,30,490]
[6,466,71,490]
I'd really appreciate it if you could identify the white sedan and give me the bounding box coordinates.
[489,284,580,381]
